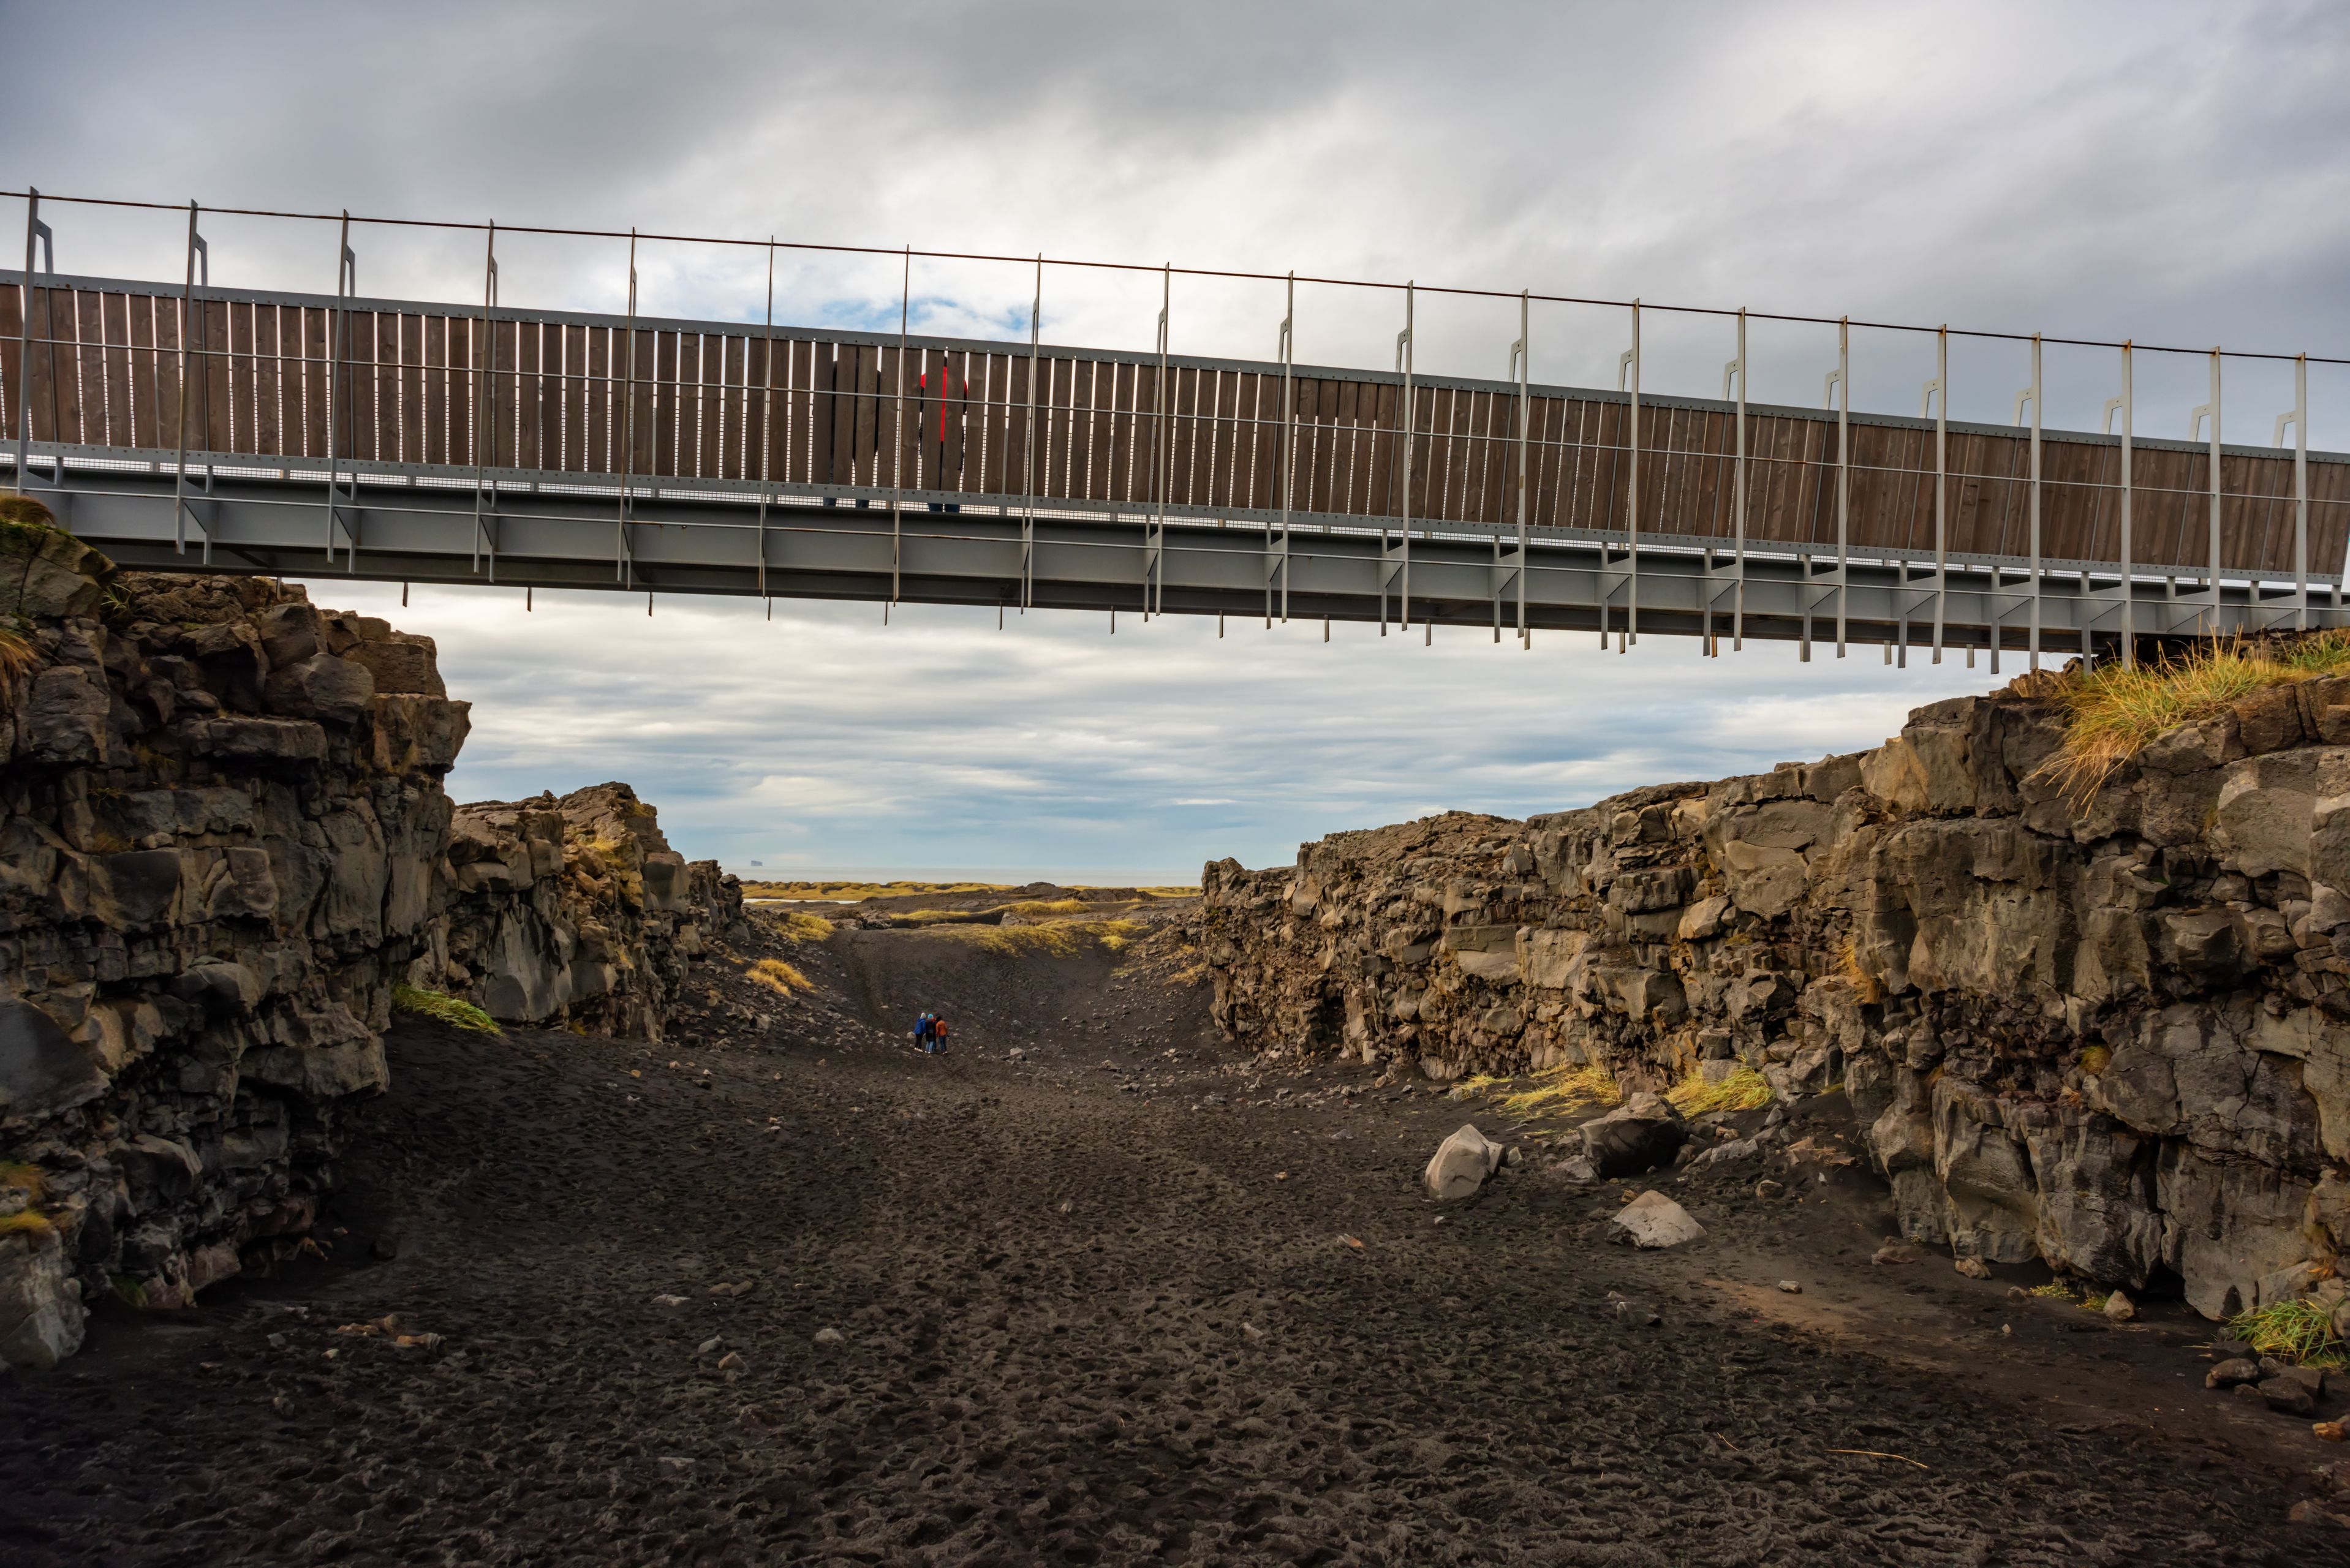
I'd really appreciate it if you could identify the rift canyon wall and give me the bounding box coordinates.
[1203,676,2350,1321]
[0,519,738,1369]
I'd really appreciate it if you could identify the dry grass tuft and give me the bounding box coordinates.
[923,920,1143,959]
[391,984,502,1035]
[775,910,834,944]
[1666,1063,1775,1116]
[747,958,812,996]
[0,1163,45,1203]
[0,624,38,691]
[0,1209,54,1237]
[2229,1298,2348,1369]
[1485,1061,1622,1121]
[2042,633,2350,800]
[2027,1281,2075,1302]
[997,899,1091,918]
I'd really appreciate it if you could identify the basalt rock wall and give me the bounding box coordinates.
[0,516,737,1370]
[1201,674,2350,1321]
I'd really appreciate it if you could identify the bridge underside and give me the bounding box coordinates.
[20,457,2338,662]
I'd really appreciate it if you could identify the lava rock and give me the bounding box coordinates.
[1609,1191,1706,1249]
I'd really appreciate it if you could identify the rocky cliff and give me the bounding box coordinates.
[437,782,745,1039]
[0,508,738,1370]
[1201,673,2350,1322]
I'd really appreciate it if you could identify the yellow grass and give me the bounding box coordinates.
[774,910,834,944]
[741,880,1013,900]
[0,1209,53,1237]
[922,920,1144,959]
[747,957,812,995]
[0,1163,44,1202]
[1484,1061,1622,1121]
[996,899,1092,918]
[1666,1063,1775,1115]
[391,984,501,1035]
[2230,1298,2349,1369]
[0,624,37,694]
[2044,633,2350,799]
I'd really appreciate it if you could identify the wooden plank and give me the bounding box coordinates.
[225,298,256,453]
[250,303,282,458]
[0,282,18,445]
[817,343,846,486]
[716,334,746,483]
[292,306,322,461]
[203,298,235,455]
[785,339,815,486]
[393,312,421,466]
[416,315,446,467]
[122,292,158,451]
[1000,353,1032,500]
[23,285,62,443]
[97,292,134,449]
[512,320,542,472]
[70,290,105,447]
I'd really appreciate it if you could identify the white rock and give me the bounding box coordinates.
[2103,1287,2136,1322]
[813,1326,844,1345]
[1423,1123,1505,1200]
[1609,1191,1706,1249]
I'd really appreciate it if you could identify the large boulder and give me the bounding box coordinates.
[0,1226,86,1370]
[1579,1091,1687,1177]
[1423,1123,1505,1200]
[1611,1191,1706,1248]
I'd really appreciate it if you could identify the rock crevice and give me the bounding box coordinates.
[1201,675,2350,1319]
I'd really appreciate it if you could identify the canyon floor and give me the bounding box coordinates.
[6,917,2350,1566]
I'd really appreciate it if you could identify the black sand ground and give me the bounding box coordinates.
[6,927,2350,1566]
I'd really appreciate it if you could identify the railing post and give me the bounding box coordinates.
[892,243,909,605]
[1730,308,1747,652]
[2022,333,2042,669]
[1515,289,1530,649]
[757,236,777,603]
[1151,260,1171,620]
[1272,271,1294,628]
[1399,281,1415,632]
[2114,343,2135,663]
[2278,355,2308,630]
[470,221,499,578]
[175,202,211,560]
[12,187,53,497]
[1626,300,1641,649]
[1834,317,1848,657]
[616,228,638,586]
[1023,254,1040,612]
[2189,349,2223,635]
[1924,326,1946,663]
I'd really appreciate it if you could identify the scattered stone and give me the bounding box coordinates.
[2213,1335,2259,1363]
[1954,1256,1992,1280]
[2263,1379,2320,1417]
[813,1327,844,1346]
[1241,1321,1266,1342]
[651,1294,688,1307]
[698,1336,724,1355]
[1578,1093,1687,1178]
[716,1351,744,1371]
[2317,1420,2349,1442]
[2103,1288,2136,1322]
[2290,1499,2350,1529]
[2269,1360,2329,1398]
[1777,1280,1802,1294]
[1057,1200,1075,1215]
[1007,1048,1026,1061]
[1546,1154,1600,1183]
[1754,1179,1786,1200]
[1872,1242,1919,1267]
[2208,1358,2262,1389]
[1422,1123,1506,1201]
[1609,1191,1706,1249]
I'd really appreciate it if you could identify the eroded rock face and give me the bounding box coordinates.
[0,545,741,1365]
[433,783,745,1039]
[0,570,466,1354]
[1200,673,2350,1319]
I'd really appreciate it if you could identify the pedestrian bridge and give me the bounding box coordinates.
[7,197,2348,667]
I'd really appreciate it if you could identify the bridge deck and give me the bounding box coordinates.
[7,269,2349,658]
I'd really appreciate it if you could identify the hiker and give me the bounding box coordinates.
[931,1016,950,1054]
[913,1011,932,1053]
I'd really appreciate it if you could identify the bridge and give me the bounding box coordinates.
[8,191,2349,668]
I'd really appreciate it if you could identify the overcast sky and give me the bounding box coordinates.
[12,1,2349,878]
